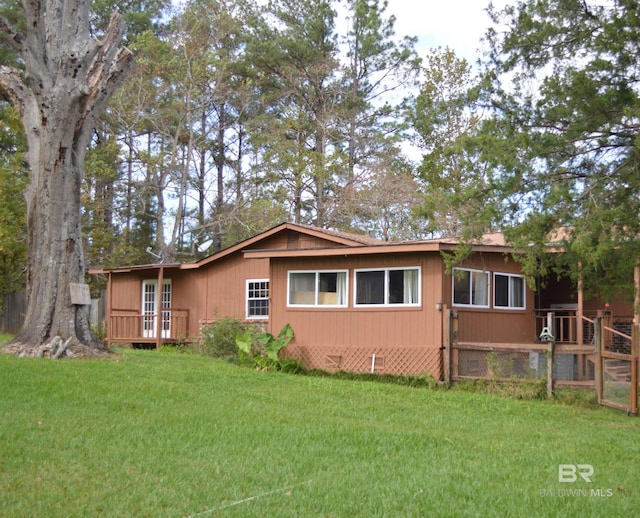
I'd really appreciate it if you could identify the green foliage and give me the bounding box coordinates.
[1,350,638,516]
[235,323,298,371]
[474,0,640,285]
[305,369,441,389]
[0,104,27,301]
[453,378,549,401]
[199,317,257,359]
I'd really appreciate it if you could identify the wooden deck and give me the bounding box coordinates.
[107,309,189,346]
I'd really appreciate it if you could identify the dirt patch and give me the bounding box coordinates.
[2,337,113,359]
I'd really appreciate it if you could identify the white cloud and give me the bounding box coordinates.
[388,0,511,63]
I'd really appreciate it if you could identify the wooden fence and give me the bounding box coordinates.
[444,309,639,414]
[1,291,106,334]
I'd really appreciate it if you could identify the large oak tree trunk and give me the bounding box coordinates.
[0,1,133,354]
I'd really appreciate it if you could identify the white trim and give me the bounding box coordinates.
[353,266,421,307]
[246,278,270,320]
[141,279,172,338]
[452,268,490,309]
[287,269,349,308]
[493,272,526,310]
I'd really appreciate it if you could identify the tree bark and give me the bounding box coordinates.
[0,1,133,352]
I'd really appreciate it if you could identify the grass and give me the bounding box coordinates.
[1,348,639,517]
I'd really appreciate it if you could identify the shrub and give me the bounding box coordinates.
[199,318,257,359]
[235,323,300,371]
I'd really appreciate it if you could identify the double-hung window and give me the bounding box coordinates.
[354,267,420,306]
[288,270,348,307]
[247,279,269,318]
[494,273,525,309]
[452,268,489,307]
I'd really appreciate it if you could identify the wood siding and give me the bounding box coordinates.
[444,253,537,343]
[269,253,445,376]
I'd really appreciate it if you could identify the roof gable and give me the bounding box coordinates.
[182,222,383,269]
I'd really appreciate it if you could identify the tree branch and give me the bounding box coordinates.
[75,13,134,143]
[0,65,28,114]
[0,13,24,52]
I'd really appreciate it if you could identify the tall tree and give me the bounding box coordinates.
[340,0,420,182]
[246,0,343,227]
[412,47,492,238]
[440,0,640,295]
[0,0,133,351]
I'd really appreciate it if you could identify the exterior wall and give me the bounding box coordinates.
[110,272,144,312]
[202,256,270,325]
[104,228,351,342]
[269,253,445,377]
[444,253,537,344]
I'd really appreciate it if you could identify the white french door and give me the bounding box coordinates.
[142,279,172,338]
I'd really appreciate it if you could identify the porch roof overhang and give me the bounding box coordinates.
[88,263,182,275]
[88,221,384,275]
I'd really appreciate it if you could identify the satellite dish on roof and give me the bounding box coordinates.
[197,239,214,253]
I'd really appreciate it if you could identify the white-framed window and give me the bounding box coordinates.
[288,270,348,307]
[247,279,269,319]
[452,268,489,308]
[354,267,420,306]
[494,273,526,310]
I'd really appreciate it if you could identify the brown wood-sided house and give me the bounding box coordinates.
[90,222,636,380]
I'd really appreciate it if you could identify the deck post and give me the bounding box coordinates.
[631,263,639,415]
[443,307,451,384]
[594,317,602,403]
[577,262,584,346]
[546,312,555,398]
[451,310,459,379]
[155,265,165,349]
[106,272,113,346]
[630,323,638,415]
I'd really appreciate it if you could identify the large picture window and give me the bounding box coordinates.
[288,270,348,307]
[247,279,269,318]
[452,268,489,307]
[494,273,525,309]
[355,267,420,306]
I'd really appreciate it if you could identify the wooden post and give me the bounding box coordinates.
[451,310,459,379]
[540,311,555,399]
[106,272,113,346]
[630,323,638,416]
[546,312,555,398]
[594,317,602,403]
[155,266,164,349]
[631,262,639,415]
[577,262,584,346]
[443,307,451,384]
[547,340,554,398]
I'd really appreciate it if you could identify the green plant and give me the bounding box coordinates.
[90,320,107,343]
[235,323,296,371]
[199,318,257,359]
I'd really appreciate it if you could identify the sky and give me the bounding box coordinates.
[388,0,510,64]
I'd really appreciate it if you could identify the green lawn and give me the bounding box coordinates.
[1,348,638,517]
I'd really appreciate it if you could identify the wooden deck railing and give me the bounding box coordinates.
[108,308,189,343]
[533,309,632,345]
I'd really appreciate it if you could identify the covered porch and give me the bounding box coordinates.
[446,266,640,414]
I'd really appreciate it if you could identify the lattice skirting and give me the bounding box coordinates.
[284,344,442,378]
